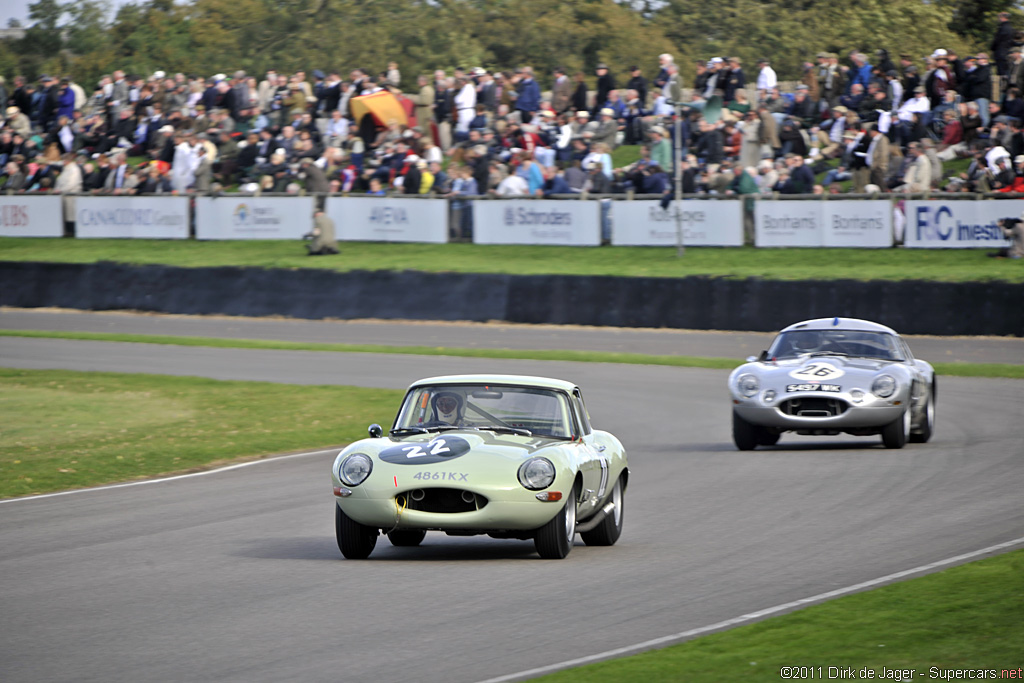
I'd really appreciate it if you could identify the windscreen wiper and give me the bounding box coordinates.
[474,425,533,437]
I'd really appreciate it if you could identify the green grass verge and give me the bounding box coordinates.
[2,238,1022,282]
[535,548,1024,682]
[0,367,402,499]
[2,329,1021,378]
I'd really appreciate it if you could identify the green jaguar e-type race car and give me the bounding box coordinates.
[331,374,628,559]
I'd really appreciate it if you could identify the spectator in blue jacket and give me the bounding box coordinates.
[515,67,541,124]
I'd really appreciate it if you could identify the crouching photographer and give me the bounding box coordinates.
[989,217,1024,259]
[303,209,339,256]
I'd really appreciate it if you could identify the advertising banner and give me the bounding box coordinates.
[195,196,314,240]
[903,200,1017,248]
[473,200,601,246]
[76,196,190,239]
[325,197,447,243]
[0,195,64,237]
[756,200,892,247]
[612,200,743,246]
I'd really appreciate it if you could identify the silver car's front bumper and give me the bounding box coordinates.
[733,391,907,430]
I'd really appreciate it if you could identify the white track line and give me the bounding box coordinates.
[475,535,1024,683]
[0,448,337,505]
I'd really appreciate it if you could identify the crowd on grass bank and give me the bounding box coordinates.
[3,13,1024,202]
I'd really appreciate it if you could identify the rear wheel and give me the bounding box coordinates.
[535,487,576,559]
[909,387,935,444]
[881,407,911,449]
[388,529,427,547]
[581,478,624,547]
[733,410,760,451]
[335,504,378,559]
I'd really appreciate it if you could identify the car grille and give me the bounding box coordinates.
[403,488,489,514]
[780,397,849,418]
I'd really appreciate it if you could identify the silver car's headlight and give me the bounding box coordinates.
[518,457,556,490]
[736,373,760,398]
[871,375,897,399]
[339,453,373,486]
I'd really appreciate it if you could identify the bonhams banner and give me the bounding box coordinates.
[195,196,314,240]
[0,195,63,237]
[755,200,893,248]
[612,200,743,246]
[473,200,601,245]
[76,196,190,239]
[325,197,447,243]
[902,200,1018,248]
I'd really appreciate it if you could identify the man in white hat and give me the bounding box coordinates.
[5,106,31,137]
[591,107,619,148]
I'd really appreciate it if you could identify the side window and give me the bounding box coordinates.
[898,338,914,363]
[572,389,592,435]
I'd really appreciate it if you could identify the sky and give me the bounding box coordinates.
[2,0,188,28]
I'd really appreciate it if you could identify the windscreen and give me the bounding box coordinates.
[767,330,904,361]
[394,385,573,438]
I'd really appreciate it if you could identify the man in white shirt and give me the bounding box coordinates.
[756,59,777,97]
[454,77,476,137]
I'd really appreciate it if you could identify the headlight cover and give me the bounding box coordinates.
[872,374,897,399]
[736,373,760,398]
[339,453,373,486]
[518,457,556,490]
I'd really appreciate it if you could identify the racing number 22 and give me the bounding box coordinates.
[402,439,452,459]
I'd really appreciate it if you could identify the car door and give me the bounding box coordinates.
[571,388,608,512]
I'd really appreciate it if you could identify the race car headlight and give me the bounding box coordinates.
[339,453,373,486]
[518,457,556,491]
[871,375,897,399]
[736,373,760,398]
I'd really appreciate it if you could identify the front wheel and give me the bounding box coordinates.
[881,407,911,449]
[336,504,378,559]
[581,477,625,547]
[733,410,760,451]
[535,487,576,559]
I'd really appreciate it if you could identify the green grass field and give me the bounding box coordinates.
[2,238,1021,282]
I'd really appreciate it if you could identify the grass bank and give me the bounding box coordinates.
[2,238,1021,282]
[0,367,401,499]
[535,547,1024,682]
[2,329,1021,379]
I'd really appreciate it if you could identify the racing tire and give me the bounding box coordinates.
[336,504,378,559]
[580,477,624,547]
[881,407,911,450]
[388,529,427,547]
[909,387,935,444]
[732,410,760,451]
[535,487,576,559]
[757,430,781,446]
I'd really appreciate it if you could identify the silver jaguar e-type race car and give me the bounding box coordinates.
[728,318,936,450]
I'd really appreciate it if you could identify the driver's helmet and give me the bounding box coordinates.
[789,330,823,354]
[431,391,464,425]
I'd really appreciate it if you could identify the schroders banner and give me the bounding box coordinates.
[903,200,1018,248]
[325,197,447,243]
[0,195,63,237]
[612,200,743,246]
[76,196,190,239]
[195,196,314,240]
[473,200,601,246]
[756,200,892,247]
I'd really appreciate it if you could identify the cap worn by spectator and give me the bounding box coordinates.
[930,49,947,59]
[833,105,849,114]
[600,108,614,116]
[6,106,18,116]
[1015,155,1024,164]
[596,63,608,70]
[577,110,590,118]
[312,69,325,79]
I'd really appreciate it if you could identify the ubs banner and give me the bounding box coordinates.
[195,196,314,240]
[76,196,190,239]
[903,200,1018,249]
[325,197,447,243]
[612,200,743,246]
[473,200,601,246]
[756,200,893,248]
[0,195,63,237]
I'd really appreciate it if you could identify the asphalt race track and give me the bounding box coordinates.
[1,313,1023,683]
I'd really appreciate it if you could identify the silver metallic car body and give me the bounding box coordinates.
[728,318,936,449]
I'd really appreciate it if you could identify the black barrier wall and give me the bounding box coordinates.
[1,262,1021,336]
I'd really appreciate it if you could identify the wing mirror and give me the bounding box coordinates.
[368,424,383,438]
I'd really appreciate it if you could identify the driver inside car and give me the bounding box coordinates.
[431,391,465,425]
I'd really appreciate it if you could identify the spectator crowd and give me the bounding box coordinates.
[2,11,1024,210]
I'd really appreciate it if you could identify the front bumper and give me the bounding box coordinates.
[733,391,907,430]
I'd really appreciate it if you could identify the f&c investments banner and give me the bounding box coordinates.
[195,196,314,240]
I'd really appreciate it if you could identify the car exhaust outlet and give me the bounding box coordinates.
[575,500,616,533]
[461,491,475,504]
[410,489,425,502]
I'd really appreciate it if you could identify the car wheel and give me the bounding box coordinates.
[733,410,760,451]
[909,387,935,444]
[881,406,911,449]
[388,529,427,547]
[535,486,576,559]
[581,477,624,547]
[757,430,780,446]
[335,504,378,559]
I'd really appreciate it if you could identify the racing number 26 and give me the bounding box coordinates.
[794,364,838,378]
[401,439,451,459]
